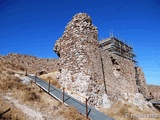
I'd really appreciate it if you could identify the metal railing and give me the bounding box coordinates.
[33,74,90,119]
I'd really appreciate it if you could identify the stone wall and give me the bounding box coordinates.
[54,13,110,108]
[135,67,149,98]
[54,13,150,109]
[100,50,138,102]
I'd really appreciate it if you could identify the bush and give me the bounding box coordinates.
[24,91,41,102]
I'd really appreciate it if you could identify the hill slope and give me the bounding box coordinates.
[0,55,87,120]
[0,53,58,74]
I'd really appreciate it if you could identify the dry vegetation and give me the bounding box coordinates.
[0,97,26,120]
[59,106,88,120]
[39,72,61,88]
[102,101,160,120]
[0,60,87,120]
[0,53,58,74]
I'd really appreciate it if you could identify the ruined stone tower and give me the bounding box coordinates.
[54,13,149,108]
[99,37,138,101]
[54,13,108,108]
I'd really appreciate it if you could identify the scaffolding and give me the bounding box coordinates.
[99,36,136,62]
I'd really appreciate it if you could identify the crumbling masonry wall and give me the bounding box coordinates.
[100,50,138,102]
[54,13,149,108]
[54,13,108,108]
[147,85,160,101]
[135,67,149,98]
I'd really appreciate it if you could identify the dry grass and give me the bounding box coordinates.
[0,75,24,91]
[0,61,42,119]
[0,97,26,120]
[39,72,61,88]
[102,101,160,120]
[0,53,58,74]
[0,74,41,103]
[0,61,87,119]
[59,106,88,120]
[0,61,44,119]
[1,61,25,71]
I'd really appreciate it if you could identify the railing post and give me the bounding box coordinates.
[86,98,88,119]
[35,73,37,83]
[63,87,65,103]
[48,79,50,92]
[31,81,32,88]
[25,69,27,76]
[0,108,11,117]
[39,86,42,92]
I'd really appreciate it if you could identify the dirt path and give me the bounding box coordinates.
[1,94,45,120]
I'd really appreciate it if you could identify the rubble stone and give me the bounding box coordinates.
[54,13,151,109]
[100,50,138,102]
[135,67,149,98]
[54,13,107,108]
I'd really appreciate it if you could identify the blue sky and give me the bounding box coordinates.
[0,0,160,85]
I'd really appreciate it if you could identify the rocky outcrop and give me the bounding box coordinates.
[120,93,156,110]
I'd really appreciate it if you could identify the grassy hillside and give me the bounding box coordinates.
[0,60,87,120]
[0,53,58,74]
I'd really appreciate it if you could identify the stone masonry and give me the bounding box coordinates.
[54,13,149,109]
[147,85,160,101]
[135,67,149,98]
[54,13,109,108]
[100,50,138,102]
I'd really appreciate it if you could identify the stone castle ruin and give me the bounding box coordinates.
[54,13,150,109]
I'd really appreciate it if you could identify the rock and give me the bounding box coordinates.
[15,73,31,85]
[133,97,141,106]
[128,100,132,104]
[123,93,128,100]
[22,77,32,85]
[102,94,111,109]
[135,93,144,99]
[15,73,21,78]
